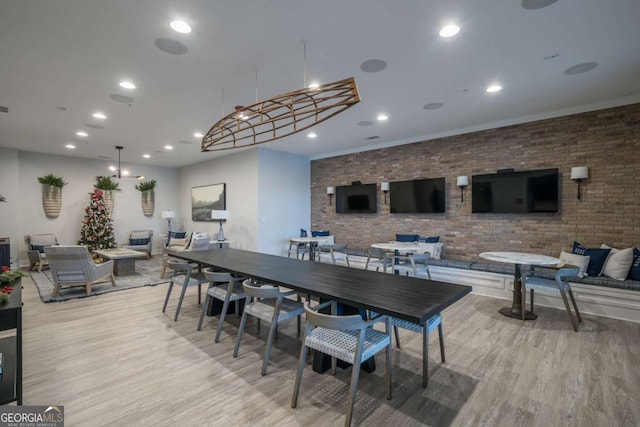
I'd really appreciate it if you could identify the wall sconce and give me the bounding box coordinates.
[327,186,335,205]
[161,210,176,233]
[211,210,230,241]
[456,176,469,203]
[381,182,390,204]
[570,166,588,200]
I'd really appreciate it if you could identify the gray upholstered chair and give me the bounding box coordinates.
[24,234,59,272]
[524,266,582,331]
[234,279,304,376]
[197,269,247,343]
[44,245,115,297]
[364,248,392,273]
[121,230,153,258]
[393,253,431,279]
[162,259,207,321]
[292,301,392,427]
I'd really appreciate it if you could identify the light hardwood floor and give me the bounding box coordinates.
[19,275,640,426]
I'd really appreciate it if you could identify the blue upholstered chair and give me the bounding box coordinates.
[524,267,582,331]
[292,301,392,426]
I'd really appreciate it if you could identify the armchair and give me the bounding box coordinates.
[44,245,116,297]
[24,234,59,272]
[122,230,153,258]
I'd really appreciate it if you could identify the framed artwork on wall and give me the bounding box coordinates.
[191,183,226,221]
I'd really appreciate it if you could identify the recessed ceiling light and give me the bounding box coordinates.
[109,166,116,171]
[76,131,88,137]
[170,20,191,34]
[377,114,388,121]
[92,112,107,119]
[308,82,320,90]
[439,24,460,38]
[308,132,317,139]
[486,84,502,93]
[194,132,203,138]
[119,81,136,90]
[164,144,174,150]
[143,154,151,159]
[65,144,76,149]
[122,170,130,176]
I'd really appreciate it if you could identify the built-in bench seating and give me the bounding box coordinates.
[428,258,640,292]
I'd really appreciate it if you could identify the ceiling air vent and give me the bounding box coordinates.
[0,106,9,113]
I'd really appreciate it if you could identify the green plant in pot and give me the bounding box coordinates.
[37,173,67,218]
[94,176,120,215]
[135,179,156,217]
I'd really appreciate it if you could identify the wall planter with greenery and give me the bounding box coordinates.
[37,173,67,218]
[135,179,156,217]
[94,176,120,215]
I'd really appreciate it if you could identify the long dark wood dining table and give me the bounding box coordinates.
[166,248,471,325]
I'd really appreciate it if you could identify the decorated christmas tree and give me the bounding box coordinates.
[78,189,117,251]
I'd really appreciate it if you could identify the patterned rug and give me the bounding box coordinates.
[29,258,170,303]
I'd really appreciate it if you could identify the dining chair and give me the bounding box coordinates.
[389,314,445,388]
[292,301,392,427]
[288,239,310,260]
[234,279,304,376]
[197,269,247,342]
[317,244,350,267]
[524,266,582,331]
[393,253,431,279]
[364,248,392,273]
[162,259,207,321]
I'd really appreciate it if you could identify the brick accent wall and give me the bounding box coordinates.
[311,104,640,260]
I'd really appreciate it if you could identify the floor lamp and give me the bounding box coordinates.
[161,210,176,233]
[211,210,230,241]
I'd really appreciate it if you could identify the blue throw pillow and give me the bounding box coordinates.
[396,234,418,242]
[417,235,440,243]
[300,229,308,238]
[311,230,330,237]
[31,245,47,253]
[629,248,640,281]
[573,241,611,277]
[130,238,151,246]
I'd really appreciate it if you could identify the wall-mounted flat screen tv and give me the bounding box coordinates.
[471,168,559,213]
[389,178,446,213]
[336,183,377,214]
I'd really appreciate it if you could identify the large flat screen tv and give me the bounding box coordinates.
[471,168,559,213]
[336,183,377,214]
[389,178,446,213]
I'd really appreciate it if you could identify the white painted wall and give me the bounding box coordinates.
[2,150,178,265]
[257,148,310,255]
[177,147,310,255]
[178,149,260,251]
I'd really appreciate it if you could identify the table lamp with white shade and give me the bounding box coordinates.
[211,210,230,241]
[161,210,176,233]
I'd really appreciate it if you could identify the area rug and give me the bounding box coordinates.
[29,258,170,303]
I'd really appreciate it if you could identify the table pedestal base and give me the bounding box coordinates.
[499,307,537,320]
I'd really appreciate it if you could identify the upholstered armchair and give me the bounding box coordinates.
[44,245,116,297]
[121,230,153,258]
[24,234,59,272]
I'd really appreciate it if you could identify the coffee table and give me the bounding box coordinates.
[93,248,147,276]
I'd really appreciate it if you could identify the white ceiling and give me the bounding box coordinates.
[1,0,639,169]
